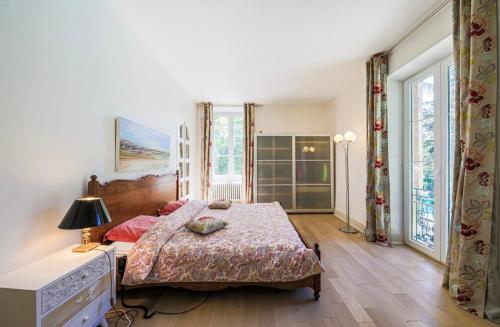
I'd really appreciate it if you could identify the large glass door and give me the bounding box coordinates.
[404,57,455,262]
[405,64,442,260]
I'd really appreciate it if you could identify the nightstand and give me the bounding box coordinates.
[0,244,115,327]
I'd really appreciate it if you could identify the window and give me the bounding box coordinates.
[404,56,455,263]
[213,109,244,182]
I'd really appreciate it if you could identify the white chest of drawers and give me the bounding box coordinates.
[0,245,115,327]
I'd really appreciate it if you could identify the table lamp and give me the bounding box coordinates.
[58,197,112,252]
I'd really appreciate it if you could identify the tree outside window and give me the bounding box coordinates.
[213,111,244,182]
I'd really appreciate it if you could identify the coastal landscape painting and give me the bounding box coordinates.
[115,117,171,172]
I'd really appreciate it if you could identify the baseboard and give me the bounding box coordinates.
[334,209,365,234]
[334,209,404,244]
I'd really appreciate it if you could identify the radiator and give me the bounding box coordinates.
[210,182,243,202]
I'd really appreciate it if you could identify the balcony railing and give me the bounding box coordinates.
[412,187,435,248]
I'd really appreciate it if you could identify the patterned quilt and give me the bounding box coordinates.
[122,201,321,285]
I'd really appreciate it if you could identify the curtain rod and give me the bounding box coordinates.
[383,0,451,56]
[212,104,263,107]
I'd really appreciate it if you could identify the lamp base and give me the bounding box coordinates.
[72,242,100,253]
[339,226,359,234]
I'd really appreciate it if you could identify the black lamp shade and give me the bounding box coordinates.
[58,197,112,230]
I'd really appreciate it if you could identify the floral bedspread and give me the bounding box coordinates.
[122,201,321,285]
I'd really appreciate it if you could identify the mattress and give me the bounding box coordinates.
[112,241,135,257]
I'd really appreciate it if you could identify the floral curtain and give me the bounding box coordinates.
[198,102,213,200]
[487,173,500,321]
[365,54,391,245]
[244,103,256,203]
[442,0,497,318]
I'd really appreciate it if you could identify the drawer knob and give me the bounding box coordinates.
[76,286,95,304]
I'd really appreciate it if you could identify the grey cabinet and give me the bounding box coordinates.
[254,135,334,212]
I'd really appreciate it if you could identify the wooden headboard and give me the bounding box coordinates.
[88,172,179,243]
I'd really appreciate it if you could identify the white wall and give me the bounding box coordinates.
[386,79,404,242]
[326,60,367,229]
[255,104,331,135]
[0,1,197,274]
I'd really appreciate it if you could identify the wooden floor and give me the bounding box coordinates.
[114,214,496,327]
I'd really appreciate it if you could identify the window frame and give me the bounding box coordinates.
[403,55,454,263]
[212,110,244,183]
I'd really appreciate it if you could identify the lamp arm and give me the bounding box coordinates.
[337,141,347,154]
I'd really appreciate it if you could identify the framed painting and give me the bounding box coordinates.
[115,117,171,172]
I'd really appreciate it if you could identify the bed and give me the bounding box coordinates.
[88,173,322,300]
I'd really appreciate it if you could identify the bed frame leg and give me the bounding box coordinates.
[313,243,321,300]
[313,243,320,260]
[313,274,321,301]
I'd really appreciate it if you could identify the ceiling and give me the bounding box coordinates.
[112,0,443,105]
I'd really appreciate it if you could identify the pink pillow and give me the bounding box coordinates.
[104,215,159,242]
[157,200,184,216]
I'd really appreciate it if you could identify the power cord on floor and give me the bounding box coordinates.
[120,282,211,319]
[92,248,210,325]
[92,248,135,327]
[105,308,138,327]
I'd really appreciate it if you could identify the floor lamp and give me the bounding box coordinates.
[334,131,358,234]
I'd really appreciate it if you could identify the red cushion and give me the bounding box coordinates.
[103,215,158,242]
[157,200,184,216]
